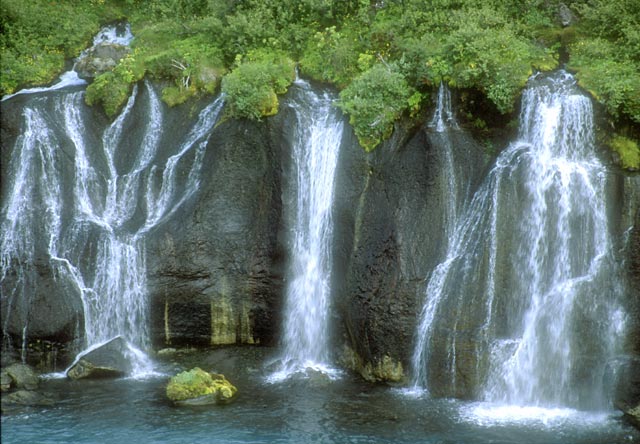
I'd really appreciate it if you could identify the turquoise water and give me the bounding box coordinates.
[2,348,638,444]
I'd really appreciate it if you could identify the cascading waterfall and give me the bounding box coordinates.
[0,25,224,374]
[411,71,625,409]
[269,78,344,381]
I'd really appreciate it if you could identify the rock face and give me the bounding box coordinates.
[66,337,133,380]
[146,116,283,348]
[332,123,486,384]
[166,367,237,405]
[74,43,131,79]
[623,404,640,430]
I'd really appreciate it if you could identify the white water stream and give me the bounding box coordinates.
[1,25,224,376]
[412,71,625,411]
[268,78,344,382]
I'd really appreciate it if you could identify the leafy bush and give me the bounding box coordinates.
[609,135,640,171]
[337,63,413,151]
[85,52,145,117]
[0,0,121,95]
[221,50,295,120]
[569,38,640,124]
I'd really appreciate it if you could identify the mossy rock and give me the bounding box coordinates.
[609,135,640,171]
[166,367,237,405]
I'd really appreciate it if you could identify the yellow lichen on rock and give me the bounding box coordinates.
[340,344,405,383]
[166,367,237,405]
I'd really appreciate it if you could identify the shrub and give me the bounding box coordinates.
[609,135,640,171]
[220,50,295,120]
[337,63,413,151]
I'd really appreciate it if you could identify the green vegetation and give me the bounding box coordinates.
[609,135,640,170]
[337,63,414,151]
[0,0,123,94]
[1,0,638,154]
[221,50,296,120]
[166,367,237,403]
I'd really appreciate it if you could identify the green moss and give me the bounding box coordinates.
[610,136,640,171]
[166,367,237,403]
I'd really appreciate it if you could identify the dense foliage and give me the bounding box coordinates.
[1,0,638,161]
[0,0,122,94]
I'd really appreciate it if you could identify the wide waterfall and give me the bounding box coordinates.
[269,78,344,381]
[411,71,625,409]
[0,35,224,374]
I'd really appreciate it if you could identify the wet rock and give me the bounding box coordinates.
[66,337,133,380]
[558,3,576,27]
[4,363,40,390]
[74,43,130,79]
[147,115,283,348]
[157,348,177,357]
[340,345,404,383]
[166,367,237,405]
[1,370,13,391]
[622,404,640,430]
[2,390,54,407]
[333,121,486,389]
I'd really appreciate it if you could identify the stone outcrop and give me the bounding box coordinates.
[66,337,133,380]
[74,43,131,79]
[3,363,40,391]
[166,367,237,405]
[622,404,640,430]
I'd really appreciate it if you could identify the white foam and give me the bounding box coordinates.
[461,402,611,427]
[265,360,342,384]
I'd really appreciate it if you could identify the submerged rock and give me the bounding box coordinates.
[2,389,54,407]
[166,367,237,406]
[66,337,133,380]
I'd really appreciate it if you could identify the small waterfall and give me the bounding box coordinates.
[429,82,458,133]
[1,24,133,102]
[269,78,344,382]
[1,66,224,375]
[411,71,625,409]
[411,82,465,392]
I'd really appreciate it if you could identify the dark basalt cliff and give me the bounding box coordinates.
[1,82,638,409]
[145,116,284,348]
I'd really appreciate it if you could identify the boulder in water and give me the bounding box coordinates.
[166,367,237,406]
[3,363,40,390]
[66,337,133,380]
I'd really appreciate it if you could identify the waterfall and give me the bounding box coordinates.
[1,24,133,102]
[1,65,223,375]
[411,82,465,392]
[429,82,458,132]
[268,78,344,382]
[411,71,625,409]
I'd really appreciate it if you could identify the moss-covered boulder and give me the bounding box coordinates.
[166,368,237,406]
